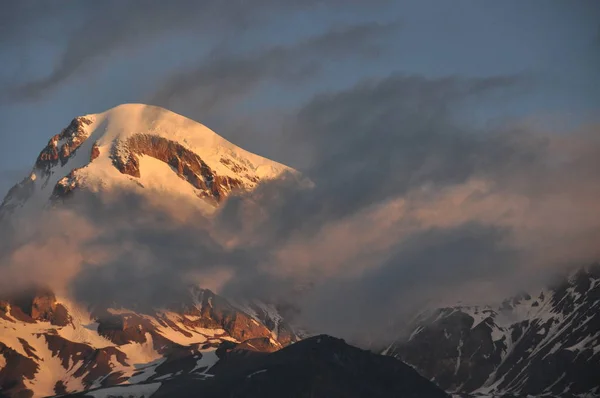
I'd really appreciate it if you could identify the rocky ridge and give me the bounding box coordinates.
[386,264,600,397]
[0,287,297,397]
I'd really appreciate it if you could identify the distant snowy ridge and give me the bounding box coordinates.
[387,264,600,397]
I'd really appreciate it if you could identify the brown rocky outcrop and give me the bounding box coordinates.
[96,313,151,346]
[111,134,244,203]
[194,290,273,342]
[35,117,93,173]
[51,169,80,200]
[35,134,60,172]
[44,334,129,389]
[0,301,16,322]
[0,342,38,398]
[167,289,298,347]
[7,305,34,324]
[2,288,70,327]
[90,142,100,161]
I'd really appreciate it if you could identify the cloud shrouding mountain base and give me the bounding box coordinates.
[1,75,599,344]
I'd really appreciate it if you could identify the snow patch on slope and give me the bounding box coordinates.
[86,382,161,398]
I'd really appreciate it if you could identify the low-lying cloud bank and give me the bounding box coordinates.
[1,75,599,343]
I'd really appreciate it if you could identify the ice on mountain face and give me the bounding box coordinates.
[191,349,218,374]
[408,326,424,342]
[127,357,166,384]
[247,369,268,378]
[86,382,161,398]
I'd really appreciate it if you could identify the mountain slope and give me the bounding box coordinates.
[0,287,296,397]
[0,104,306,397]
[70,335,448,398]
[0,104,294,220]
[386,264,600,397]
[0,287,449,398]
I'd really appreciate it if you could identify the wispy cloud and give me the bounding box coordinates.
[150,21,401,113]
[4,0,391,102]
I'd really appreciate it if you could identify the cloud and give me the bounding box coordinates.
[4,0,391,102]
[0,169,28,199]
[150,21,401,113]
[218,74,534,231]
[210,74,599,338]
[0,74,598,345]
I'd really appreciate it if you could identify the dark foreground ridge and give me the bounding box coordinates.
[66,335,448,398]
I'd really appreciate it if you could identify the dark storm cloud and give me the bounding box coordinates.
[151,21,401,111]
[4,0,391,101]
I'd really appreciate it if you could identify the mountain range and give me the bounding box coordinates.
[0,104,597,398]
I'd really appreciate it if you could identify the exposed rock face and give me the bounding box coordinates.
[0,342,38,398]
[44,334,129,388]
[1,117,93,219]
[1,288,70,327]
[51,169,79,200]
[90,142,100,161]
[244,300,301,346]
[88,289,281,349]
[111,134,244,203]
[387,264,600,397]
[31,293,70,327]
[95,313,153,346]
[200,292,273,342]
[34,117,93,174]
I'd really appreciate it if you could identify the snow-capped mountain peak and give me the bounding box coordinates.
[1,104,294,219]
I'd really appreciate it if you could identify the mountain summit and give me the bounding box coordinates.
[1,104,293,219]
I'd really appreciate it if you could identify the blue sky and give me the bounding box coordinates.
[0,1,598,195]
